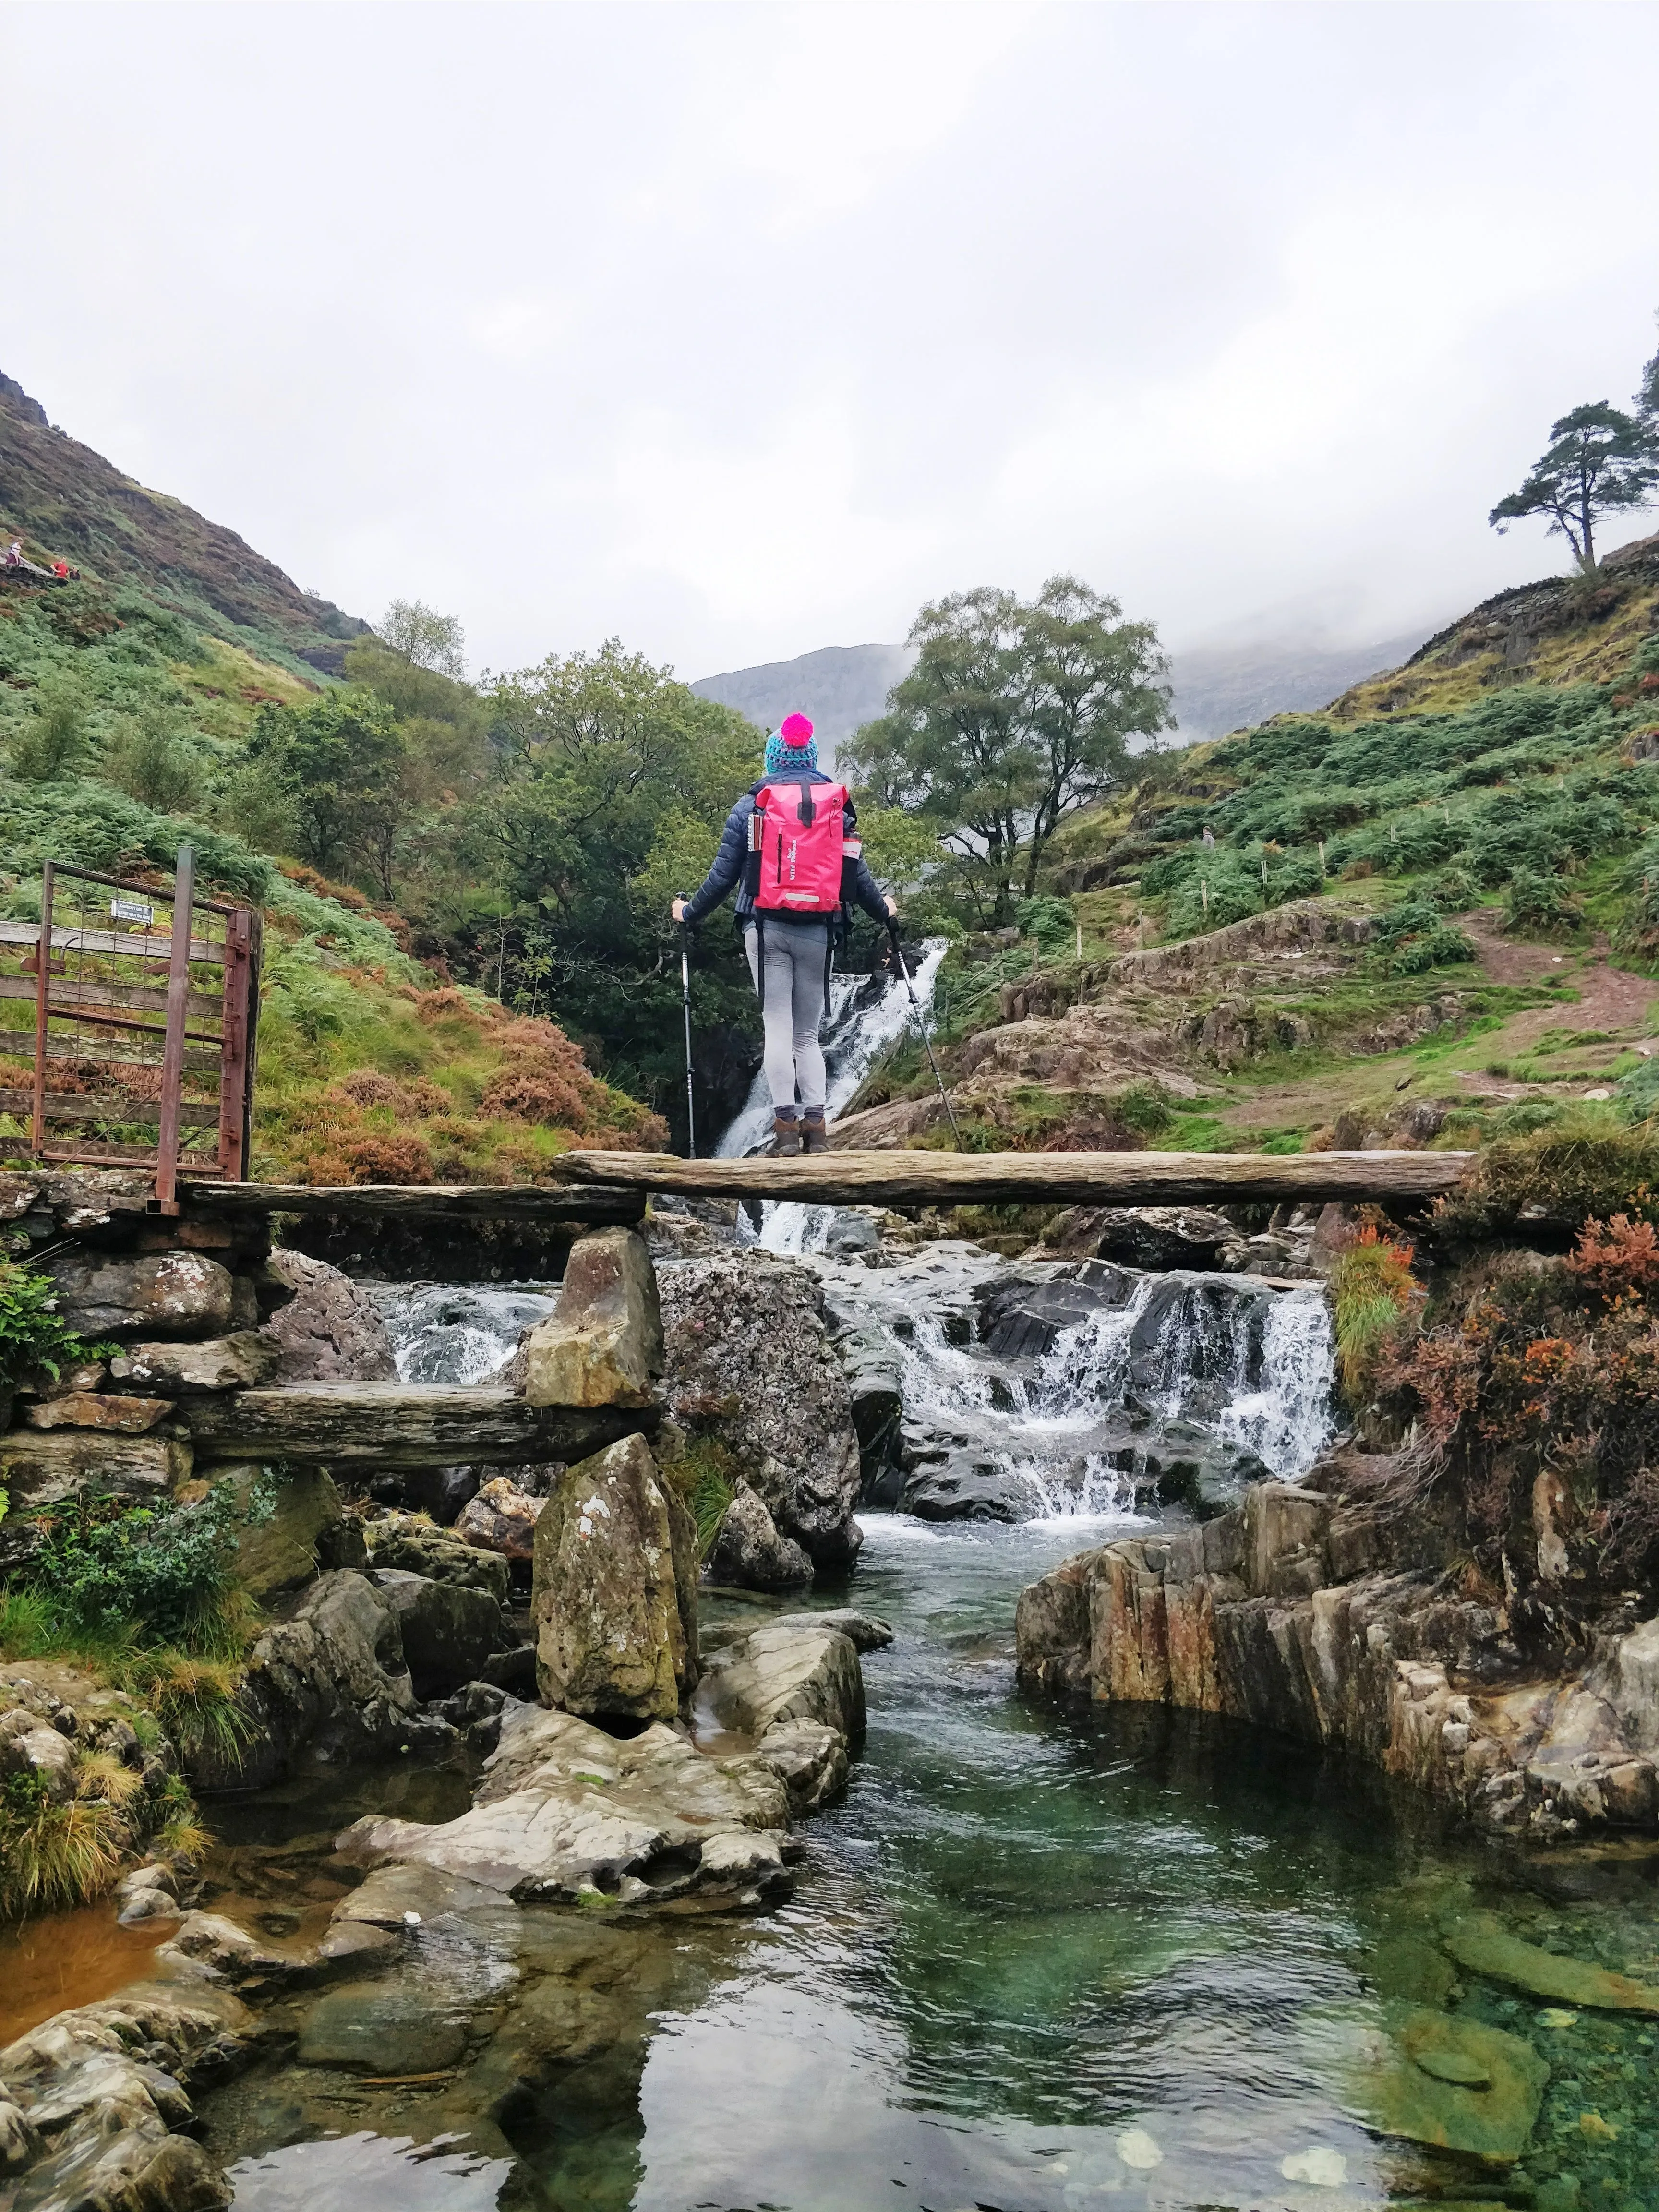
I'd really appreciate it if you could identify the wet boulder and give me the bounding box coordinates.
[902,1458,1043,1523]
[974,1259,1139,1361]
[531,1434,697,1722]
[203,1569,445,1789]
[708,1483,813,1588]
[334,1702,793,1909]
[832,1323,904,1500]
[1043,1205,1236,1271]
[368,1568,509,1699]
[700,1614,866,1743]
[256,1250,397,1382]
[523,1227,662,1409]
[658,1252,862,1570]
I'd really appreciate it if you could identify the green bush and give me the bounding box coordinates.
[1504,867,1582,938]
[12,1483,273,1652]
[1369,897,1477,975]
[0,1261,92,1389]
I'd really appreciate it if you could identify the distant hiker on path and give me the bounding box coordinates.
[51,558,69,579]
[673,710,896,1156]
[3,540,21,568]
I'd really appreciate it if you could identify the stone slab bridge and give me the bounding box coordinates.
[194,1142,1473,1218]
[0,1148,1467,1501]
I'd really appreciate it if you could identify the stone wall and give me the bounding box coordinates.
[1016,1452,1659,1841]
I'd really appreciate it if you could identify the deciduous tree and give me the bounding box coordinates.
[843,576,1169,922]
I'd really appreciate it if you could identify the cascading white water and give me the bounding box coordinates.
[371,1283,558,1383]
[816,1243,1334,1523]
[1216,1291,1335,1476]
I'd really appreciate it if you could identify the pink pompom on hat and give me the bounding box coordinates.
[779,712,814,746]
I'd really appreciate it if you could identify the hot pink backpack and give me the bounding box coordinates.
[747,778,851,915]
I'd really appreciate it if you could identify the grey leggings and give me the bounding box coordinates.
[744,920,830,1112]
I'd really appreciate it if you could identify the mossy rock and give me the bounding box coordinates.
[1347,2003,1548,2162]
[1443,1912,1659,2015]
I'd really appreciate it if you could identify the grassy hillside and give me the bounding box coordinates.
[842,537,1659,1174]
[0,369,364,679]
[0,368,671,1181]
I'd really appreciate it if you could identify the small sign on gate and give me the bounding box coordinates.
[109,897,155,925]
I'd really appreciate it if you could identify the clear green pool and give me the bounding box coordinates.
[212,1513,1659,2212]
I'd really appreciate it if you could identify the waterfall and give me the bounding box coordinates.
[819,1246,1334,1524]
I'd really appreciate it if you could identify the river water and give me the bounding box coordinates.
[17,954,1658,2208]
[212,1508,1659,2212]
[207,961,1658,2211]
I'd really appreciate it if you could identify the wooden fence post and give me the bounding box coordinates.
[153,842,195,1212]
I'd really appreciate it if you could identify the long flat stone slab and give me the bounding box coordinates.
[185,1383,654,1467]
[546,1146,1475,1209]
[179,1180,645,1224]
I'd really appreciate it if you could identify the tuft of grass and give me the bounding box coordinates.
[1331,1226,1420,1403]
[0,1771,127,1921]
[665,1434,739,1562]
[1435,1109,1659,1240]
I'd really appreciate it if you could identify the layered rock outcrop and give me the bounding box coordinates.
[1017,1454,1659,1838]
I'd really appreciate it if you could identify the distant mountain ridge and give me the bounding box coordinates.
[692,626,1441,760]
[0,368,365,676]
[690,642,915,758]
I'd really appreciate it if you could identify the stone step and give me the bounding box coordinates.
[185,1382,654,1467]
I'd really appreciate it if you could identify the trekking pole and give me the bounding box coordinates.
[679,920,697,1158]
[888,921,961,1151]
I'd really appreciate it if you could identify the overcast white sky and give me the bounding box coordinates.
[6,2,1658,680]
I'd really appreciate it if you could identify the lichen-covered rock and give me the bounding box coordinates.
[523,1227,663,1409]
[531,1435,695,1721]
[0,1428,192,1515]
[361,1510,511,1600]
[110,1332,281,1394]
[211,1464,344,1602]
[1042,1204,1237,1270]
[44,1249,237,1337]
[659,1252,862,1569]
[256,1250,397,1383]
[708,1483,813,1588]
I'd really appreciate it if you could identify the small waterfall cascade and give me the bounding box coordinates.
[370,1283,558,1383]
[816,1244,1334,1523]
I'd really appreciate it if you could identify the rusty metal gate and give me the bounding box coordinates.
[0,842,260,1208]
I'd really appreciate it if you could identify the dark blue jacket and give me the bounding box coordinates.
[683,771,890,928]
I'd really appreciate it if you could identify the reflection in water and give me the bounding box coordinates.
[209,1516,1659,2211]
[228,2130,512,2212]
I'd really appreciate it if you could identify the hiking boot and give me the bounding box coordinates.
[801,1114,830,1154]
[772,1114,802,1157]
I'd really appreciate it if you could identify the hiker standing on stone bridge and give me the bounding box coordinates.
[673,711,896,1157]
